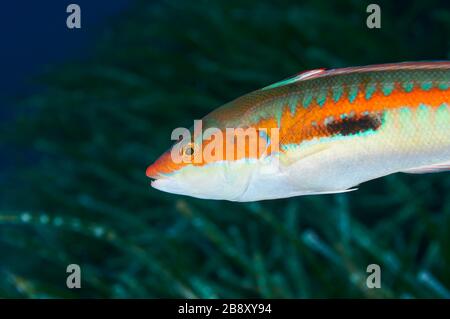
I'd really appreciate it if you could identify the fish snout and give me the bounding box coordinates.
[146,163,162,180]
[146,151,179,180]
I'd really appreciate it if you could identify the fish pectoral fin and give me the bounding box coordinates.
[401,161,450,174]
[281,143,331,166]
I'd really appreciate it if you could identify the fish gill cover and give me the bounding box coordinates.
[1,0,450,297]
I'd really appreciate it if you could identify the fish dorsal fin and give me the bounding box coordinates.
[401,161,450,174]
[261,68,326,91]
[261,62,450,92]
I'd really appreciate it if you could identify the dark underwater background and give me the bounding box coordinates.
[2,0,450,298]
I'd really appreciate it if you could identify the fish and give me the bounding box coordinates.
[146,61,450,201]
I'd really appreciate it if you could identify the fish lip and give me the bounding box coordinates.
[150,177,185,195]
[148,173,169,183]
[146,164,172,190]
[150,179,159,187]
[146,164,166,180]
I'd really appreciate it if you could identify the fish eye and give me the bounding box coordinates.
[185,146,194,156]
[182,143,196,157]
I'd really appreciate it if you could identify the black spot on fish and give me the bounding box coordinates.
[326,113,383,136]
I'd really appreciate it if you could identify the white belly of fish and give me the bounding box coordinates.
[237,105,450,201]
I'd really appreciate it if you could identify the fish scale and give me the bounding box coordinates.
[147,62,450,201]
[257,66,450,148]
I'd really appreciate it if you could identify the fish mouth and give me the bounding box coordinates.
[146,163,166,181]
[146,164,181,193]
[147,169,168,189]
[150,175,191,197]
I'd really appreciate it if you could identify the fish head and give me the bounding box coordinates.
[146,150,254,201]
[147,137,249,201]
[146,116,281,201]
